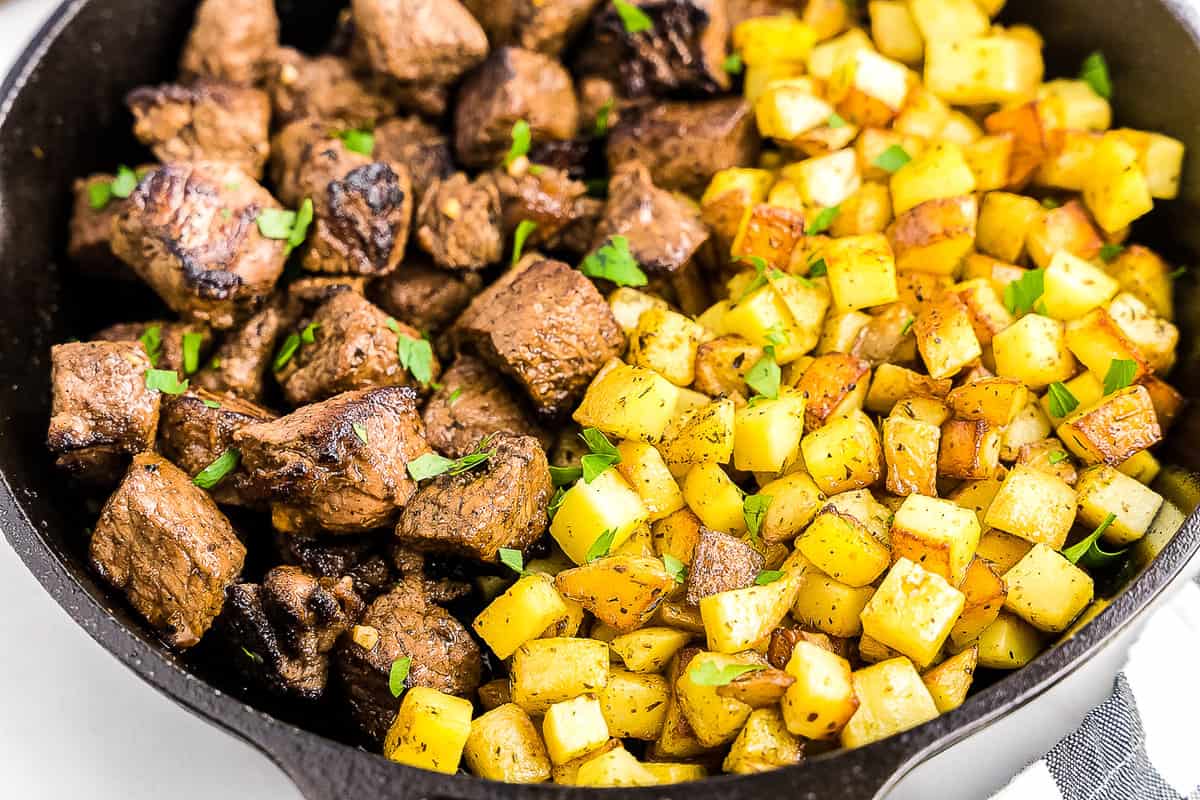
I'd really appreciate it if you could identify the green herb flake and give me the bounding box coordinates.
[352,422,369,444]
[613,0,654,34]
[755,570,785,585]
[580,235,648,287]
[550,464,584,487]
[337,128,375,156]
[827,112,847,129]
[743,493,774,542]
[586,528,618,563]
[504,120,532,167]
[1002,268,1046,316]
[88,181,114,211]
[407,439,495,482]
[139,324,163,367]
[512,219,538,266]
[386,320,435,386]
[580,427,622,482]
[688,660,766,687]
[110,165,139,199]
[1048,451,1069,465]
[447,387,463,406]
[257,198,314,254]
[808,205,840,235]
[663,553,687,583]
[900,317,915,336]
[548,486,568,520]
[1169,266,1187,280]
[388,656,412,698]
[273,333,301,372]
[1103,358,1137,395]
[1047,381,1080,418]
[193,448,240,490]
[181,331,204,375]
[288,198,314,252]
[241,647,264,665]
[202,398,222,409]
[1041,197,1063,210]
[873,145,912,174]
[145,368,189,395]
[723,52,744,75]
[1064,512,1117,565]
[745,348,781,400]
[1099,243,1125,263]
[499,547,527,576]
[1080,51,1112,100]
[808,258,828,278]
[594,98,616,137]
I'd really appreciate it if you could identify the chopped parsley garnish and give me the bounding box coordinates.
[300,322,320,344]
[202,398,222,409]
[688,661,765,687]
[91,165,140,210]
[504,120,532,167]
[1080,51,1112,100]
[1103,358,1137,395]
[900,316,915,336]
[550,464,585,486]
[138,324,163,367]
[447,388,463,406]
[1048,450,1070,465]
[181,331,204,375]
[663,553,687,583]
[808,205,840,235]
[723,52,744,75]
[743,493,774,542]
[407,439,495,482]
[594,99,615,137]
[613,0,654,33]
[257,198,314,254]
[388,656,411,698]
[755,570,785,585]
[337,128,375,156]
[1064,513,1118,565]
[1003,268,1045,315]
[808,258,828,277]
[241,647,264,665]
[1169,266,1187,280]
[580,236,648,287]
[586,528,618,563]
[145,368,188,395]
[1047,382,1080,418]
[873,145,911,173]
[499,548,529,576]
[386,319,435,386]
[1041,196,1063,210]
[827,112,848,129]
[193,448,240,490]
[547,486,568,520]
[512,219,538,266]
[1099,243,1125,263]
[580,427,622,482]
[352,422,369,444]
[745,347,781,400]
[272,332,301,372]
[734,255,776,302]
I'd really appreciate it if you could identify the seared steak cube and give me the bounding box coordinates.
[223,567,363,699]
[268,49,397,127]
[414,172,503,271]
[276,291,441,406]
[685,527,764,606]
[491,166,589,245]
[296,140,413,277]
[276,531,398,601]
[126,81,272,179]
[373,116,456,206]
[454,259,624,418]
[47,341,161,481]
[90,453,247,649]
[94,320,213,378]
[111,162,290,330]
[68,173,135,279]
[193,295,299,402]
[512,0,604,56]
[157,388,275,507]
[336,581,482,740]
[422,355,551,458]
[234,386,432,535]
[270,118,330,208]
[606,98,760,196]
[591,161,709,275]
[351,0,488,85]
[369,259,483,336]
[454,47,580,169]
[180,0,280,85]
[397,433,553,560]
[288,275,368,306]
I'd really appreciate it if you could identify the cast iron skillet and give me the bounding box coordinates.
[4,1,1200,798]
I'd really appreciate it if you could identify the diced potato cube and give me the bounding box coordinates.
[975,612,1043,668]
[782,149,863,209]
[993,314,1077,390]
[700,572,801,653]
[891,494,982,585]
[754,79,836,145]
[1039,79,1112,131]
[1035,130,1103,190]
[817,310,872,353]
[651,508,702,564]
[556,556,676,633]
[723,708,804,774]
[1041,251,1120,320]
[758,472,825,542]
[1057,385,1162,466]
[963,134,1014,191]
[869,1,924,64]
[551,469,649,565]
[510,638,610,715]
[1026,199,1103,269]
[610,627,694,673]
[1000,401,1053,462]
[831,181,894,236]
[733,389,806,473]
[1003,544,1094,632]
[1108,293,1178,374]
[478,678,513,711]
[383,688,473,774]
[937,418,1002,480]
[676,651,759,746]
[908,0,989,42]
[1064,311,1148,389]
[723,283,809,362]
[808,28,876,80]
[732,16,819,67]
[866,364,952,414]
[732,204,808,273]
[640,762,708,785]
[976,191,1041,263]
[573,747,657,787]
[948,556,1007,647]
[974,528,1033,572]
[1083,134,1155,233]
[823,233,899,313]
[883,414,940,497]
[464,704,551,783]
[857,128,928,181]
[616,440,684,522]
[573,361,680,443]
[801,409,884,495]
[474,574,571,659]
[628,308,706,387]
[780,640,858,739]
[890,142,977,215]
[768,271,831,357]
[841,658,940,748]
[913,291,983,379]
[947,377,1028,426]
[921,646,978,713]
[983,464,1076,549]
[828,48,911,126]
[861,558,966,666]
[1075,465,1164,546]
[543,695,610,765]
[1039,371,1103,426]
[793,352,871,431]
[681,462,747,535]
[792,560,876,637]
[701,168,774,253]
[886,195,978,275]
[798,503,891,588]
[608,288,669,335]
[661,398,736,466]
[1109,128,1186,199]
[803,0,851,39]
[924,35,1043,106]
[600,669,671,740]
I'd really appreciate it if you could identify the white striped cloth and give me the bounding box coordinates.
[993,581,1200,799]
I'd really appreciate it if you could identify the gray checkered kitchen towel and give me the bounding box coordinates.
[993,581,1200,799]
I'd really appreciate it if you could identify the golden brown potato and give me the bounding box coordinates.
[938,419,1002,480]
[1026,199,1103,269]
[983,101,1048,188]
[913,291,982,379]
[1058,385,1163,466]
[733,204,807,272]
[693,335,764,401]
[792,353,872,431]
[555,556,677,633]
[886,195,978,275]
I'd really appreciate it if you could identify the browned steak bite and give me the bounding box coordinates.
[288,275,369,306]
[453,47,580,169]
[295,140,413,277]
[490,166,589,246]
[267,49,397,128]
[47,341,161,483]
[685,527,764,606]
[397,433,553,561]
[94,320,214,378]
[276,531,398,601]
[222,566,364,699]
[350,0,488,85]
[415,172,504,271]
[579,0,730,98]
[606,98,760,196]
[422,355,551,458]
[193,295,299,402]
[392,547,473,604]
[513,0,604,55]
[90,453,247,649]
[270,118,331,208]
[590,161,710,275]
[372,116,456,207]
[110,162,290,330]
[157,388,275,507]
[126,81,272,179]
[336,580,483,740]
[369,259,483,336]
[276,291,440,406]
[234,386,432,535]
[453,259,625,418]
[68,173,135,279]
[180,0,280,85]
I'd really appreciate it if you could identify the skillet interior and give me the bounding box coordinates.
[2,1,1200,798]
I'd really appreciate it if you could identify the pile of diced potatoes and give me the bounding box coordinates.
[380,0,1187,786]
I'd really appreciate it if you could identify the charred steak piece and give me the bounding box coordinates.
[369,258,483,336]
[276,531,397,601]
[270,118,331,208]
[511,0,604,56]
[590,160,710,276]
[295,139,413,277]
[490,166,589,246]
[454,259,625,418]
[47,341,161,483]
[234,386,432,535]
[179,0,280,86]
[193,294,299,402]
[336,581,483,740]
[110,162,291,330]
[414,172,504,271]
[685,527,764,606]
[288,275,368,307]
[397,433,553,561]
[372,116,456,207]
[223,566,364,699]
[276,291,440,406]
[454,47,580,169]
[157,388,275,508]
[422,355,551,458]
[126,81,272,179]
[267,48,397,128]
[90,453,247,649]
[606,98,760,196]
[94,319,213,379]
[68,172,136,279]
[350,0,488,86]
